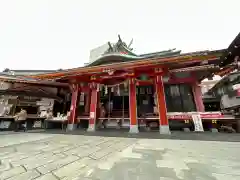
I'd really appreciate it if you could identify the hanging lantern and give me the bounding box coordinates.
[117,85,120,96]
[104,86,108,95]
[123,80,128,90]
[154,92,157,105]
[96,84,100,91]
[147,87,152,94]
[79,92,85,106]
[140,87,145,94]
[111,87,114,92]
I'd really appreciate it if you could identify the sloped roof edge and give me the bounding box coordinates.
[28,49,225,80]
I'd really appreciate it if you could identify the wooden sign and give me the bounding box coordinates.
[192,114,204,132]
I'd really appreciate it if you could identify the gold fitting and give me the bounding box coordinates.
[212,120,217,124]
[184,120,189,124]
[155,68,162,73]
[90,76,96,80]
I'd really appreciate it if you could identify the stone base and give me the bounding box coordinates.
[183,128,191,132]
[210,128,218,133]
[67,124,77,131]
[129,125,139,133]
[87,124,96,132]
[159,125,171,134]
[145,126,151,132]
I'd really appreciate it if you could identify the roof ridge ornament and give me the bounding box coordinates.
[104,35,134,55]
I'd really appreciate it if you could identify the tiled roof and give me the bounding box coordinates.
[0,73,68,87]
[220,32,240,67]
[28,49,225,80]
[207,71,240,95]
[0,86,63,101]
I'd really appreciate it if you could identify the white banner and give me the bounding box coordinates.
[192,114,204,132]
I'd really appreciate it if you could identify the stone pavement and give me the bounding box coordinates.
[0,132,240,180]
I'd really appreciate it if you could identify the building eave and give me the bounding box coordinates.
[27,49,225,80]
[0,75,69,88]
[220,32,240,67]
[207,71,240,95]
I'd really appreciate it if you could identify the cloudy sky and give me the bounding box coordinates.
[0,0,239,71]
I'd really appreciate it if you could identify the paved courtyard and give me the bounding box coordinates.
[0,131,240,180]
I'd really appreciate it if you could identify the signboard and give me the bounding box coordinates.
[168,114,191,119]
[167,112,223,120]
[192,114,204,132]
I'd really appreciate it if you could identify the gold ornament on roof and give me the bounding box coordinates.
[90,75,96,81]
[155,68,162,73]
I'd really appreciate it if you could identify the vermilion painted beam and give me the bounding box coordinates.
[30,53,221,79]
[78,86,90,93]
[135,77,196,86]
[66,63,212,83]
[57,61,217,82]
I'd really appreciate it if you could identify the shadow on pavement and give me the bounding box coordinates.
[26,128,240,142]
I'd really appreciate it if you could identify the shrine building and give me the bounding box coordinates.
[17,34,240,133]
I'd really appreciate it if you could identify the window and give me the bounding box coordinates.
[164,84,196,112]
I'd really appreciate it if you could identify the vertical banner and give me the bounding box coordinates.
[192,113,204,132]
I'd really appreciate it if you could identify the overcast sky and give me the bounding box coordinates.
[0,0,239,71]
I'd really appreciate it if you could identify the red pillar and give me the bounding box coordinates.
[192,82,205,112]
[129,77,139,133]
[155,75,171,134]
[84,90,91,114]
[68,84,80,131]
[87,83,99,132]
